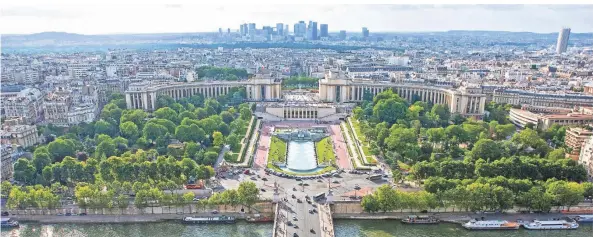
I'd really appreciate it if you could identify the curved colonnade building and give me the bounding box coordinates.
[125,71,487,119]
[318,71,486,118]
[125,78,282,111]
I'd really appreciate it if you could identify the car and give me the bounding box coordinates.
[1,212,9,216]
[295,178,302,181]
[79,213,87,216]
[57,213,64,216]
[211,210,219,214]
[292,216,297,221]
[297,199,302,203]
[257,175,261,178]
[291,194,296,199]
[308,209,313,214]
[317,179,323,183]
[310,229,316,234]
[260,188,266,192]
[262,177,268,181]
[250,177,257,180]
[332,180,339,184]
[293,233,299,237]
[71,213,78,216]
[66,197,73,200]
[193,197,200,201]
[287,221,293,226]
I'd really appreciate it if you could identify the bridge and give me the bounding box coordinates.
[272,186,335,237]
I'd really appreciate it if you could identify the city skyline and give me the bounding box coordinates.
[2,4,593,35]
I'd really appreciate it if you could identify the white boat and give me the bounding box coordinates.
[462,220,520,230]
[572,215,593,223]
[522,220,579,230]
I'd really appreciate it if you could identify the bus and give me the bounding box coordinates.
[367,174,383,181]
[313,192,326,200]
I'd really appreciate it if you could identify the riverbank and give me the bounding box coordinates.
[11,211,587,225]
[10,212,272,224]
[332,212,584,224]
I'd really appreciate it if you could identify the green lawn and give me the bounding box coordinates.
[316,137,335,165]
[268,136,287,163]
[348,118,377,165]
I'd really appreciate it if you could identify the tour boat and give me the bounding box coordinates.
[522,220,579,230]
[401,215,440,224]
[0,218,19,228]
[462,220,520,230]
[246,214,273,223]
[182,215,236,224]
[572,215,593,223]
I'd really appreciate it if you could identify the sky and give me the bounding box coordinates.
[2,3,593,35]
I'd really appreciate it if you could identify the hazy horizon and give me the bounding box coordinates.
[2,4,593,35]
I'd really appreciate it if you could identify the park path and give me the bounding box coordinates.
[329,124,352,170]
[253,125,272,171]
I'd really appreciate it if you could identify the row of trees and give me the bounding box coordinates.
[413,155,587,182]
[364,180,593,213]
[195,66,249,81]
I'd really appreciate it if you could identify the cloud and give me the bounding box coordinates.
[1,7,82,18]
[164,4,183,9]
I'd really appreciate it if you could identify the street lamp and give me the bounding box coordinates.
[354,185,361,199]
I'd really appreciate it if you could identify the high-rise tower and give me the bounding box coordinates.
[556,28,571,54]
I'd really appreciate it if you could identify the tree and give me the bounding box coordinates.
[143,123,168,141]
[426,127,445,147]
[494,124,516,140]
[546,181,584,211]
[32,149,52,173]
[237,181,259,208]
[183,192,195,212]
[546,149,565,160]
[467,139,502,161]
[431,104,451,126]
[154,107,179,123]
[220,111,234,124]
[212,131,224,147]
[120,109,148,128]
[226,134,241,152]
[94,119,117,137]
[47,138,76,162]
[100,103,123,124]
[1,181,13,197]
[239,107,252,121]
[203,151,218,165]
[511,128,549,157]
[361,194,380,213]
[582,182,593,199]
[120,121,140,140]
[156,95,175,109]
[373,98,408,125]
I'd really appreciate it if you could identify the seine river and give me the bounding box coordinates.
[2,220,592,237]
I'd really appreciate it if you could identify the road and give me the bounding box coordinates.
[214,145,230,169]
[278,186,322,237]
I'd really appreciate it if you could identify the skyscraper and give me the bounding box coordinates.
[248,23,256,35]
[242,23,248,36]
[362,27,369,38]
[276,23,284,36]
[294,21,306,37]
[320,24,328,38]
[556,27,571,54]
[339,30,347,40]
[284,25,289,35]
[307,21,318,40]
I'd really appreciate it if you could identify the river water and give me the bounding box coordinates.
[2,220,592,237]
